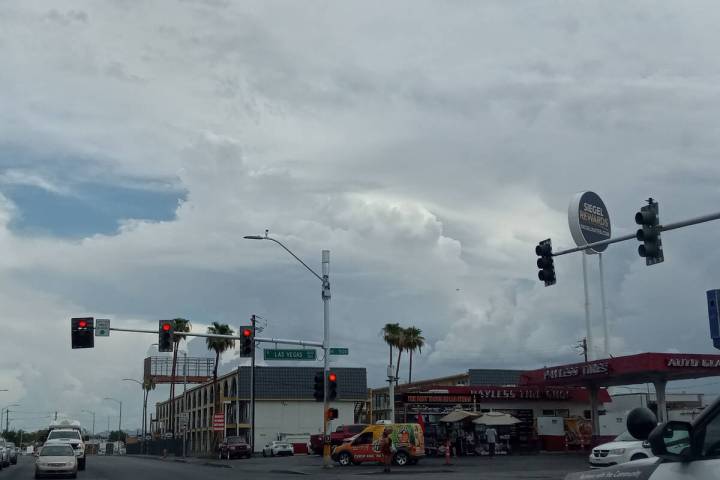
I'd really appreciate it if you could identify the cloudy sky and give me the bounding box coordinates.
[2,0,720,431]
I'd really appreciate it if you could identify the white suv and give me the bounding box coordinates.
[45,429,86,470]
[589,431,653,467]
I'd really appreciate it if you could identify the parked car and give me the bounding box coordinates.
[7,442,18,464]
[0,437,9,469]
[217,436,251,459]
[589,431,653,468]
[262,441,294,457]
[332,423,425,467]
[35,444,78,479]
[309,424,367,455]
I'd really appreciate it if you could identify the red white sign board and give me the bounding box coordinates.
[212,413,225,431]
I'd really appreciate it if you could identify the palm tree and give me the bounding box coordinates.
[168,318,192,436]
[403,327,426,384]
[206,322,235,448]
[394,328,407,386]
[142,376,156,452]
[381,323,402,372]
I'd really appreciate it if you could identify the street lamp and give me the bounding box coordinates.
[1,404,20,433]
[243,232,332,467]
[122,378,145,446]
[81,409,96,437]
[103,397,123,434]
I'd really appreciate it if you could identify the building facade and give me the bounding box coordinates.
[155,366,367,453]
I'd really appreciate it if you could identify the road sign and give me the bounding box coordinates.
[95,319,110,337]
[178,413,189,431]
[212,413,225,431]
[329,348,349,355]
[264,349,316,361]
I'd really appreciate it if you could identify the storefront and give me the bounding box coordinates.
[398,385,611,454]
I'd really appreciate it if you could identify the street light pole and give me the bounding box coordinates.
[81,410,96,436]
[103,397,123,434]
[122,379,145,447]
[243,233,332,468]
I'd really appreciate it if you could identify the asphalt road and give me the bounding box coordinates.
[1,453,590,480]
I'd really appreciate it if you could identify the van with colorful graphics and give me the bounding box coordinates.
[331,423,424,466]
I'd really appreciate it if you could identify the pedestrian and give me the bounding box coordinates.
[444,437,452,465]
[485,427,498,458]
[380,428,393,473]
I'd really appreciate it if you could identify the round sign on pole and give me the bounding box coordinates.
[568,191,611,254]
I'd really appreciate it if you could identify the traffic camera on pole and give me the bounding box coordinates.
[635,198,664,266]
[313,372,324,401]
[535,239,556,286]
[158,320,174,352]
[71,317,95,349]
[240,326,254,357]
[328,372,338,401]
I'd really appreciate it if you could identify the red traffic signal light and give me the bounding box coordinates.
[328,372,337,382]
[243,328,252,337]
[162,323,171,332]
[78,319,88,328]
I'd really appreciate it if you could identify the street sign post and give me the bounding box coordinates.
[95,319,110,337]
[329,348,348,355]
[264,349,316,361]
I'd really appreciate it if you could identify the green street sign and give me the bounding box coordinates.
[95,319,110,337]
[264,349,316,361]
[329,347,349,355]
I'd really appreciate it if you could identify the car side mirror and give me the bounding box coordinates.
[626,407,658,440]
[648,421,693,462]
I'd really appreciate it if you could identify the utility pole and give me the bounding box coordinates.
[575,338,588,362]
[183,350,188,458]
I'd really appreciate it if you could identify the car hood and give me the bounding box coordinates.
[593,440,645,450]
[567,457,659,479]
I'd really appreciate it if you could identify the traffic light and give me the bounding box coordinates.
[328,372,338,401]
[313,372,324,401]
[327,408,339,420]
[535,239,556,286]
[158,320,174,352]
[240,326,254,357]
[635,198,664,266]
[71,317,94,349]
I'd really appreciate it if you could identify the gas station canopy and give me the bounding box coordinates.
[520,352,720,388]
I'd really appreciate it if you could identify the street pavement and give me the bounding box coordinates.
[1,452,591,480]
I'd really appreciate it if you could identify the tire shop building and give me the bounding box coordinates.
[370,368,612,454]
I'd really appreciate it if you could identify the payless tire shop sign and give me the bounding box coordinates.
[569,191,611,254]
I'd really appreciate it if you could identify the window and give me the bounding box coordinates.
[702,413,720,457]
[541,410,555,416]
[354,432,374,445]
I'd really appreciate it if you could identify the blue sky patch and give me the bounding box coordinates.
[3,182,185,238]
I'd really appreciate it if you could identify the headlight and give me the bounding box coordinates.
[609,448,626,455]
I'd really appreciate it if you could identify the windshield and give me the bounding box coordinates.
[48,431,81,441]
[40,445,74,456]
[613,431,637,442]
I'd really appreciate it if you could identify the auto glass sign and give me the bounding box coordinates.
[568,191,611,254]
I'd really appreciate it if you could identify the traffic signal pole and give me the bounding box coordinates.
[322,250,331,469]
[550,209,720,257]
[250,315,256,454]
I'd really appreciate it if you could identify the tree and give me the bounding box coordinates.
[168,317,192,436]
[206,322,235,449]
[394,328,407,386]
[108,430,127,442]
[403,326,426,384]
[142,376,156,447]
[381,323,402,369]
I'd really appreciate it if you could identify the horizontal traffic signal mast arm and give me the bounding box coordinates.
[107,326,323,347]
[551,209,720,257]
